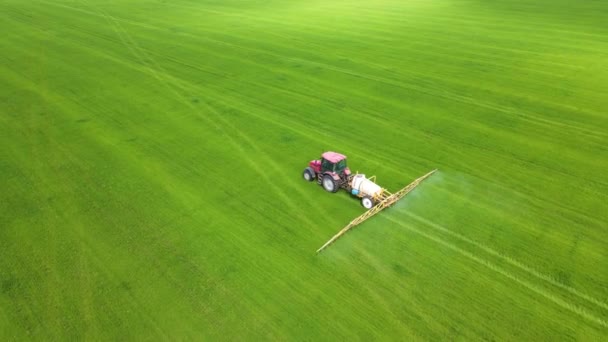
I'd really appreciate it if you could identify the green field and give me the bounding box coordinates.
[1,0,607,339]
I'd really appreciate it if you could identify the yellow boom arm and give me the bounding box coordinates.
[316,169,437,253]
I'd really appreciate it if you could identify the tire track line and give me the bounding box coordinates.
[81,2,327,227]
[21,2,604,224]
[34,0,602,93]
[164,0,608,53]
[35,0,608,129]
[174,26,607,120]
[382,215,608,329]
[195,80,608,192]
[402,211,608,312]
[14,16,602,203]
[0,62,174,341]
[258,0,608,41]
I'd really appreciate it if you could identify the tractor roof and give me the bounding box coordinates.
[322,151,346,163]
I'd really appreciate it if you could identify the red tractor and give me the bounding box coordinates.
[304,152,438,253]
[302,151,352,193]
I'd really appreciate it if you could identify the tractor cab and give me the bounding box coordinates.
[321,152,347,173]
[319,151,351,177]
[303,151,352,193]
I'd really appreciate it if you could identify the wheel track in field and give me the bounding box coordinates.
[33,11,601,197]
[427,178,608,246]
[79,1,331,229]
[28,3,608,166]
[381,215,608,329]
[0,65,176,340]
[402,212,608,312]
[7,13,604,235]
[171,0,608,42]
[312,164,608,324]
[162,11,594,79]
[7,0,607,327]
[109,12,608,122]
[193,78,608,194]
[32,0,606,118]
[142,35,608,140]
[5,60,277,333]
[17,0,608,316]
[2,8,410,206]
[343,161,606,317]
[39,0,608,54]
[71,4,458,233]
[15,4,608,143]
[52,136,187,341]
[35,0,600,99]
[177,36,605,133]
[162,0,608,54]
[34,0,608,129]
[71,32,604,233]
[301,2,608,41]
[178,63,608,313]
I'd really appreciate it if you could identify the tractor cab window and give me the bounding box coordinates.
[321,158,347,173]
[321,158,334,172]
[334,159,347,173]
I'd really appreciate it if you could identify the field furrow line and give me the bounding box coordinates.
[196,79,608,194]
[8,14,600,208]
[0,65,175,340]
[17,0,608,251]
[33,0,608,128]
[105,26,608,134]
[9,10,430,182]
[3,0,608,339]
[89,7,600,90]
[403,212,608,312]
[36,0,608,69]
[320,7,608,45]
[382,216,608,329]
[178,77,608,206]
[174,24,605,103]
[428,177,608,243]
[87,4,329,227]
[159,0,608,53]
[260,0,608,40]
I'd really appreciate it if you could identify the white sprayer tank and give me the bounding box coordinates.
[350,174,382,197]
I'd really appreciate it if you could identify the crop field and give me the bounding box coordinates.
[1,0,607,340]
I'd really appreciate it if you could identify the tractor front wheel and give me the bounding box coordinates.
[303,167,315,182]
[322,175,339,193]
[361,196,374,209]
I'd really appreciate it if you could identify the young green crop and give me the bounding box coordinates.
[1,0,607,339]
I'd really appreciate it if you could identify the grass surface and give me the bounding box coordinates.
[1,0,608,339]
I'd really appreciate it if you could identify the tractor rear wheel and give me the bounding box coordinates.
[303,167,315,182]
[322,175,339,193]
[361,196,374,209]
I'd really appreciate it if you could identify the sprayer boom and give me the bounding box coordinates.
[316,169,437,253]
